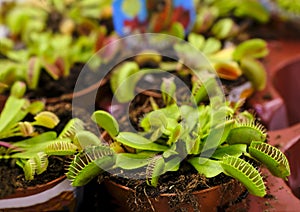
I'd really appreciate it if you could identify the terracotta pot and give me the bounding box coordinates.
[0,176,78,211]
[3,175,65,199]
[272,56,300,127]
[104,179,246,212]
[245,39,300,210]
[247,40,300,130]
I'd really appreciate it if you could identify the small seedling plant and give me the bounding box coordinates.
[66,78,290,198]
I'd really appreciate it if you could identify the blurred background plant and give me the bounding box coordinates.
[0,0,114,94]
[192,0,270,40]
[260,0,300,19]
[0,0,275,98]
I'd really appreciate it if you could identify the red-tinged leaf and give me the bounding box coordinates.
[101,35,120,62]
[55,57,69,77]
[42,58,62,80]
[94,27,107,52]
[27,57,41,89]
[171,6,191,30]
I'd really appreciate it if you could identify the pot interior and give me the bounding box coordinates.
[273,57,300,127]
[272,57,300,199]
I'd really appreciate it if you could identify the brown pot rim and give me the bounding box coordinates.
[271,54,300,78]
[105,177,238,197]
[2,175,66,199]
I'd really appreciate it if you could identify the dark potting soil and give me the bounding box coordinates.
[45,102,99,135]
[26,63,101,99]
[103,162,234,212]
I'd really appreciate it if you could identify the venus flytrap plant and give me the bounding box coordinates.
[0,83,88,180]
[66,80,290,198]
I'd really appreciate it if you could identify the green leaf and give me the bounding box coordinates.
[221,155,266,197]
[34,152,49,175]
[23,158,36,181]
[140,110,168,133]
[0,38,14,54]
[27,57,42,89]
[163,149,179,158]
[74,131,101,150]
[92,110,119,137]
[212,144,247,159]
[188,157,223,178]
[110,61,139,103]
[27,101,45,115]
[211,119,235,145]
[240,57,267,91]
[180,105,199,131]
[146,156,165,187]
[233,39,269,61]
[226,123,266,145]
[168,22,185,39]
[0,96,27,132]
[34,111,60,129]
[201,37,222,55]
[234,0,270,23]
[166,124,182,146]
[59,118,85,139]
[159,104,181,120]
[249,141,290,180]
[191,77,217,104]
[10,81,26,98]
[211,18,235,39]
[188,33,205,50]
[116,132,168,151]
[13,132,57,149]
[45,141,78,156]
[161,77,176,106]
[164,156,181,172]
[12,138,72,159]
[66,152,114,187]
[115,152,156,169]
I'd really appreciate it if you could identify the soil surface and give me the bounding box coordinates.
[26,63,100,99]
[105,163,233,210]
